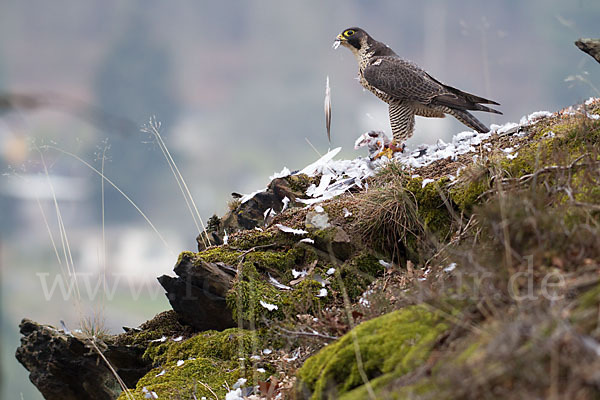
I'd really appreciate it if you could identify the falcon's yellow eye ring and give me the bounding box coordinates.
[344,30,355,37]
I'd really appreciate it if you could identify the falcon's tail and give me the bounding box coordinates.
[448,109,490,133]
[426,73,502,115]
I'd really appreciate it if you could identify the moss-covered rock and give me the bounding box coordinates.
[115,310,190,347]
[331,253,385,299]
[227,260,327,326]
[296,305,448,399]
[405,177,454,239]
[119,328,269,399]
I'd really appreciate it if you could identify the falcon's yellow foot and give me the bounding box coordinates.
[371,142,405,160]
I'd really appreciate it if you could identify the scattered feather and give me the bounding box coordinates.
[142,387,159,399]
[343,208,352,218]
[379,260,392,268]
[298,147,341,176]
[60,320,71,336]
[313,274,329,287]
[176,360,185,367]
[240,188,266,204]
[151,336,167,343]
[262,348,273,355]
[281,196,290,211]
[325,76,332,143]
[264,208,275,219]
[172,336,183,342]
[270,167,291,180]
[275,223,307,235]
[443,263,457,272]
[225,388,244,400]
[306,174,333,198]
[292,269,308,279]
[299,238,315,244]
[233,378,247,389]
[317,288,328,297]
[269,275,291,290]
[421,178,434,188]
[326,267,336,275]
[155,369,166,377]
[259,300,278,311]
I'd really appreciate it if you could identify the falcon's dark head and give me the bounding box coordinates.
[333,27,396,59]
[333,27,369,51]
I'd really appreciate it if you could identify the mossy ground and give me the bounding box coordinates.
[306,103,600,399]
[119,328,270,399]
[110,101,600,399]
[297,305,447,399]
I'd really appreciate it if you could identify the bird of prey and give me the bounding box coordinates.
[334,27,501,157]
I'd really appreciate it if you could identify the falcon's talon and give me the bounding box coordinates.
[387,142,405,153]
[370,143,403,160]
[335,27,501,144]
[371,147,394,161]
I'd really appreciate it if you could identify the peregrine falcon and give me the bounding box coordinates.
[334,27,501,156]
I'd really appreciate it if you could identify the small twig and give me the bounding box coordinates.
[515,154,591,185]
[197,381,219,400]
[234,243,277,260]
[477,154,597,200]
[276,326,338,341]
[424,215,478,268]
[88,340,135,400]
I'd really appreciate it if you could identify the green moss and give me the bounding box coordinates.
[297,305,447,399]
[245,248,306,274]
[450,176,489,211]
[226,255,328,326]
[227,229,296,250]
[119,328,269,400]
[406,177,453,239]
[309,226,337,243]
[114,310,185,347]
[227,268,287,322]
[331,253,385,299]
[143,327,260,365]
[285,173,315,193]
[123,358,240,399]
[195,246,242,265]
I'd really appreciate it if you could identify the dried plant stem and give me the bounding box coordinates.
[143,118,211,248]
[42,145,174,256]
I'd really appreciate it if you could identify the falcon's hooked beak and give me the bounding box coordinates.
[332,33,345,49]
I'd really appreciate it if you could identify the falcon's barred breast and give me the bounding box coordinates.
[334,27,501,152]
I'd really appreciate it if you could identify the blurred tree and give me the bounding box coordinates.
[93,14,180,221]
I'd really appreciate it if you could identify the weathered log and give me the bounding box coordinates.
[15,319,150,400]
[575,38,600,64]
[158,252,237,331]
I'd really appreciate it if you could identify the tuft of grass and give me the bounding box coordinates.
[357,164,425,262]
[80,312,111,342]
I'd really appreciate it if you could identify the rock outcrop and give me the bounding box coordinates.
[16,98,600,399]
[15,319,150,400]
[157,252,237,331]
[576,38,600,64]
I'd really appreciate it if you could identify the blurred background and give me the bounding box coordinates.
[0,0,598,397]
